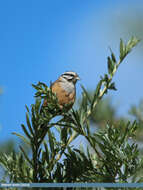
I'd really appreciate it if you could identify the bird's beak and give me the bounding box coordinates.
[76,76,80,80]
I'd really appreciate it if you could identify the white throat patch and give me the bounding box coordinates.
[60,79,75,94]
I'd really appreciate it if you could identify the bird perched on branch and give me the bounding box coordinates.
[43,71,80,111]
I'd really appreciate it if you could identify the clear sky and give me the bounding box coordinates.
[0,0,143,142]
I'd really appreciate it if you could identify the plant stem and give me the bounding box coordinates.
[87,60,121,118]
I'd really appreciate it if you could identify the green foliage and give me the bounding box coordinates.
[0,140,15,155]
[129,100,143,137]
[120,37,140,61]
[0,37,141,185]
[0,151,33,183]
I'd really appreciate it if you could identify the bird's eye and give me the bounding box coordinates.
[63,74,74,77]
[67,78,73,81]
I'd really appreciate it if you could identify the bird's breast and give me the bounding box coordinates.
[60,81,75,94]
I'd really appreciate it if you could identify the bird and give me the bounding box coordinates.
[43,71,80,111]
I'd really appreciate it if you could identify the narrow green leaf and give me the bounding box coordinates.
[109,48,117,63]
[107,56,114,75]
[120,38,125,61]
[108,82,117,91]
[18,154,24,176]
[104,74,109,82]
[26,113,34,136]
[120,121,131,145]
[126,37,140,54]
[19,154,24,167]
[48,130,54,152]
[129,120,138,135]
[86,120,91,136]
[21,124,31,140]
[35,98,42,114]
[87,147,92,163]
[32,84,41,90]
[80,85,92,103]
[94,80,102,97]
[25,105,30,113]
[38,81,48,89]
[44,142,49,164]
[72,110,79,123]
[12,132,30,145]
[91,80,103,110]
[61,127,67,144]
[42,152,47,163]
[20,146,33,166]
[31,106,37,131]
[12,151,16,163]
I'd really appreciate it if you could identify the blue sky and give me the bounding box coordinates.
[0,0,143,142]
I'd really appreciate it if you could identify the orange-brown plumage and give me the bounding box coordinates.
[43,71,79,111]
[51,80,75,107]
